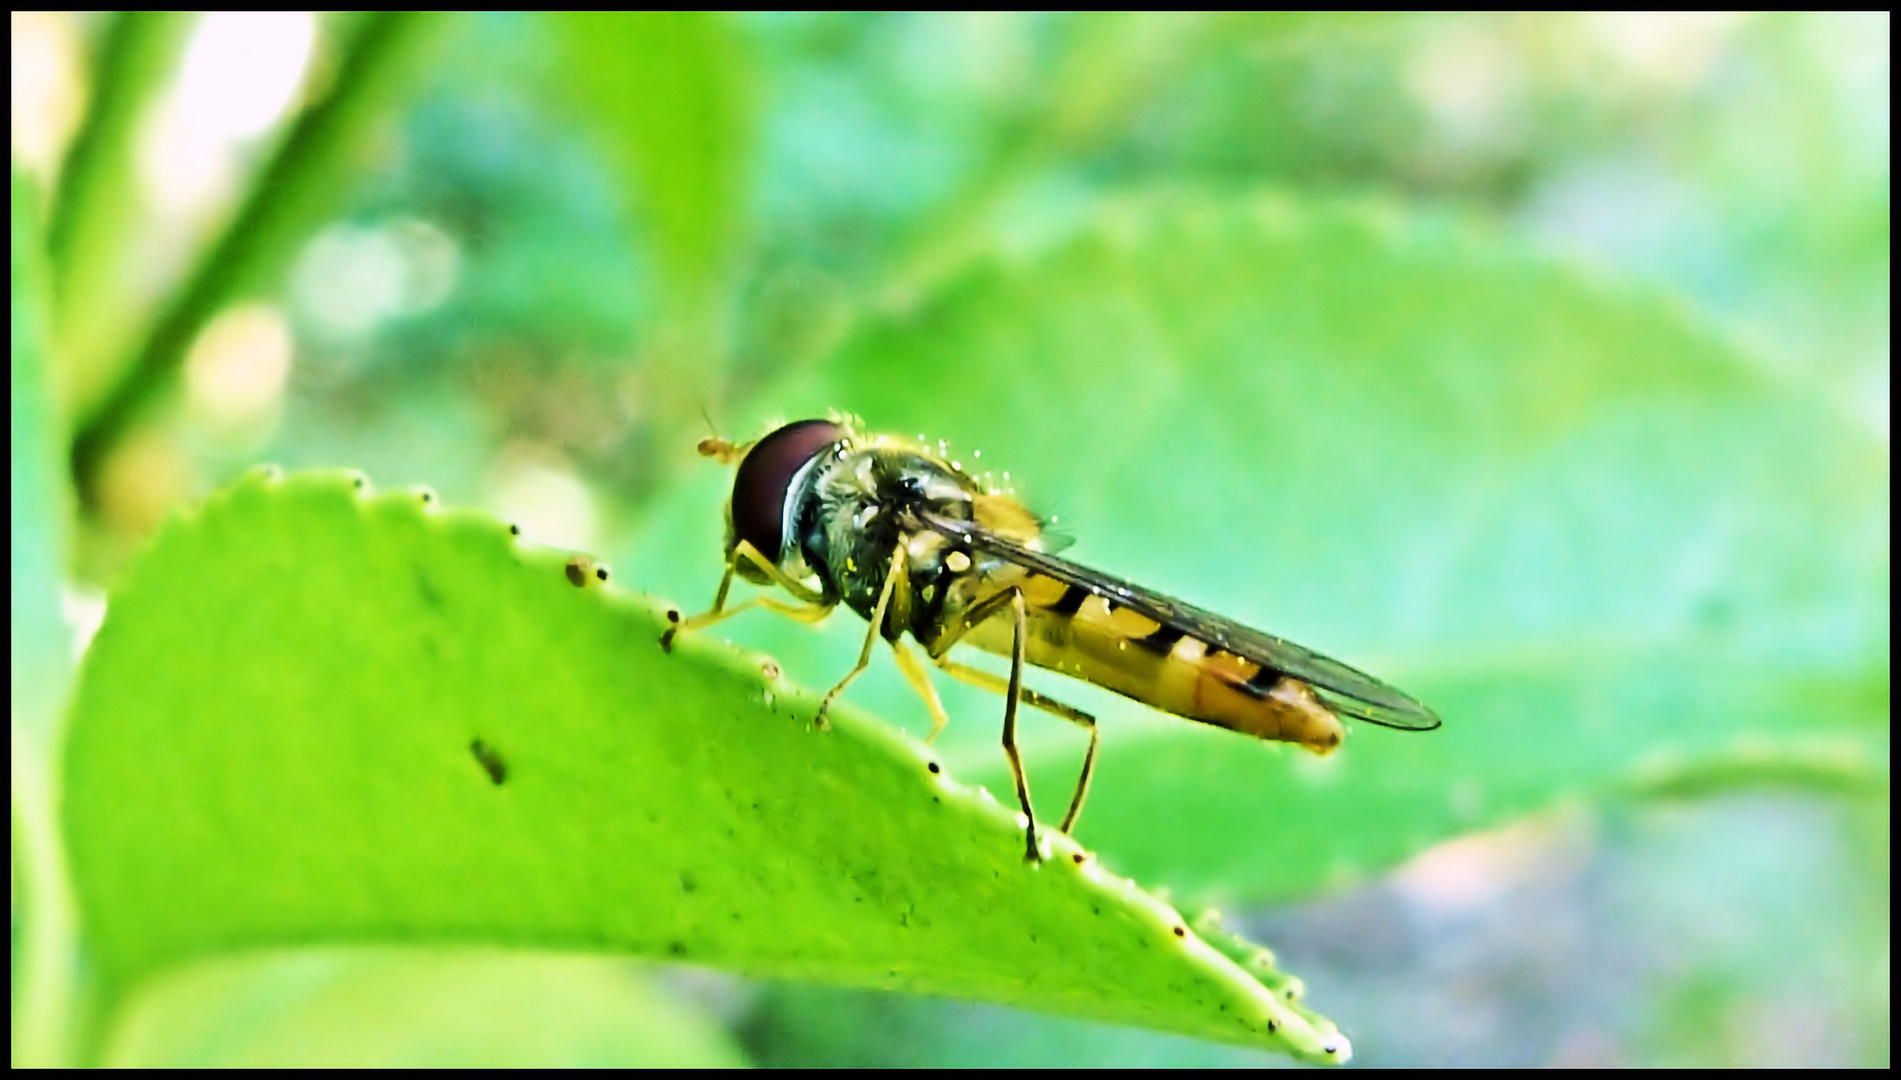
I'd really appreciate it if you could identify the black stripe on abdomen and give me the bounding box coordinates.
[1045,584,1088,616]
[1240,665,1285,698]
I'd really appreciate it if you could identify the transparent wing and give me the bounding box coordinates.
[920,511,1442,731]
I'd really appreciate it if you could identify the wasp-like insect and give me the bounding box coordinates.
[664,418,1441,862]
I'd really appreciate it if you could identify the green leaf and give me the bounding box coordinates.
[101,949,748,1067]
[63,470,1351,1065]
[633,193,1888,904]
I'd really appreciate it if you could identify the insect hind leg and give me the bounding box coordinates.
[997,588,1042,862]
[934,657,1098,835]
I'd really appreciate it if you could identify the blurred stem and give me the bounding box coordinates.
[67,11,447,512]
[46,11,191,416]
[12,169,82,1067]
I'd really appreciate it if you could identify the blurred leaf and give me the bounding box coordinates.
[69,12,447,507]
[639,193,1888,904]
[546,12,757,482]
[743,981,1288,1068]
[46,11,192,419]
[549,12,753,316]
[63,470,1353,1065]
[12,167,81,1068]
[102,948,748,1067]
[880,11,1224,299]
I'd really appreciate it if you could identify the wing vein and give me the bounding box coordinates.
[919,511,1442,731]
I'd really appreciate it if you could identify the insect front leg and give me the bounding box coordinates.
[814,545,907,731]
[729,539,831,606]
[933,657,1098,834]
[662,540,833,651]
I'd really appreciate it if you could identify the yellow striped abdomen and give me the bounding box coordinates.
[958,575,1345,754]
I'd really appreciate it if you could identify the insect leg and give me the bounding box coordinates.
[918,586,1057,855]
[661,558,737,651]
[814,545,907,731]
[889,638,951,743]
[662,541,832,651]
[934,658,1098,834]
[998,588,1042,863]
[731,539,830,606]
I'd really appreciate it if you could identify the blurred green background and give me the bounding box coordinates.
[12,11,1888,1067]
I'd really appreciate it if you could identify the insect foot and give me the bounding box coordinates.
[1022,825,1045,864]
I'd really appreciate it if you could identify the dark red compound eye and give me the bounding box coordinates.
[731,420,848,560]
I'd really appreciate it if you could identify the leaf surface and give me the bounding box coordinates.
[63,470,1350,1063]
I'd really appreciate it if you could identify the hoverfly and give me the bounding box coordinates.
[664,418,1441,862]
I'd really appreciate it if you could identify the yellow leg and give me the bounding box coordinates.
[662,540,833,651]
[729,539,829,606]
[814,546,907,731]
[935,658,1098,834]
[890,639,951,743]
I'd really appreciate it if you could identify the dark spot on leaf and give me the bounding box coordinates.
[1323,1043,1339,1055]
[1172,926,1186,938]
[680,873,696,893]
[419,490,433,503]
[470,740,506,785]
[352,476,366,490]
[1071,853,1085,864]
[508,523,520,536]
[927,762,940,774]
[595,567,608,581]
[415,567,444,610]
[1266,1019,1277,1034]
[666,609,681,623]
[565,559,588,587]
[668,941,687,957]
